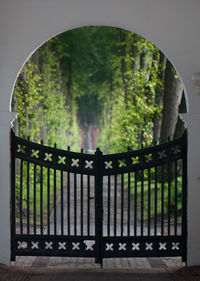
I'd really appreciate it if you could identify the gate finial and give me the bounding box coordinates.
[95,147,102,154]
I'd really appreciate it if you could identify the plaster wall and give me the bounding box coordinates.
[0,0,200,266]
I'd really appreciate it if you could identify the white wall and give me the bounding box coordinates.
[1,0,200,266]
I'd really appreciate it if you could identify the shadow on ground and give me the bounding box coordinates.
[2,257,200,281]
[29,268,172,281]
[2,265,200,281]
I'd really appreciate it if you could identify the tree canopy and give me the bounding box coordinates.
[12,26,186,152]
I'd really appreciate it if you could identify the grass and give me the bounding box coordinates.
[125,172,182,220]
[15,162,62,226]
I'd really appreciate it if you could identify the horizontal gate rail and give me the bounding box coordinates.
[12,133,96,174]
[15,234,96,257]
[11,130,187,264]
[102,135,186,175]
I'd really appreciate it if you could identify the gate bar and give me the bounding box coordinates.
[95,148,103,266]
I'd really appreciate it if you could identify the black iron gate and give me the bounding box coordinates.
[11,130,187,265]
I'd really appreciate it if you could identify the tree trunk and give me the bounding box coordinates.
[140,48,151,80]
[67,59,73,110]
[21,64,29,138]
[131,33,140,73]
[119,30,128,107]
[153,51,167,142]
[173,91,187,140]
[160,59,182,142]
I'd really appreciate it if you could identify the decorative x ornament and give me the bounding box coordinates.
[31,149,39,158]
[84,240,95,251]
[71,159,79,167]
[17,145,26,153]
[132,156,140,165]
[159,242,167,250]
[172,146,181,155]
[145,242,153,250]
[105,161,113,169]
[45,241,53,250]
[72,242,80,250]
[119,159,126,168]
[158,150,167,159]
[58,156,66,165]
[85,160,93,169]
[145,154,152,162]
[58,242,66,250]
[105,243,113,251]
[31,241,39,250]
[17,241,27,249]
[44,153,52,161]
[119,243,126,251]
[132,243,140,251]
[172,242,180,250]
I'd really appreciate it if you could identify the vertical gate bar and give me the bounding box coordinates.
[167,162,171,236]
[174,160,178,236]
[81,173,84,236]
[114,174,117,236]
[154,166,158,236]
[87,175,90,236]
[47,168,50,235]
[67,171,71,235]
[34,164,37,235]
[54,168,57,235]
[20,159,23,234]
[134,171,137,236]
[54,144,57,235]
[121,173,124,236]
[147,168,151,236]
[127,172,131,236]
[95,148,103,266]
[141,169,144,236]
[107,175,111,237]
[182,131,188,262]
[11,130,16,261]
[161,165,164,236]
[61,170,64,235]
[40,140,44,235]
[40,164,43,235]
[27,161,30,234]
[74,173,77,236]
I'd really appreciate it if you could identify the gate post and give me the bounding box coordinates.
[10,129,16,261]
[95,148,103,266]
[0,111,17,265]
[182,130,188,262]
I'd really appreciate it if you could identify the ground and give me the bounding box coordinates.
[1,256,200,281]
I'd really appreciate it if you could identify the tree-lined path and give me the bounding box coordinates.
[48,172,181,238]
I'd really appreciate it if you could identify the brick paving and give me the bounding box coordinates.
[0,256,199,281]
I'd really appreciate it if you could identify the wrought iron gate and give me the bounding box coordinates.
[11,130,187,265]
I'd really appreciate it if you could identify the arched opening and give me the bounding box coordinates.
[10,26,188,268]
[11,26,187,152]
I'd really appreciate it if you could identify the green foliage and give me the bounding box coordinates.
[12,37,80,150]
[126,174,183,219]
[13,60,42,140]
[97,29,162,153]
